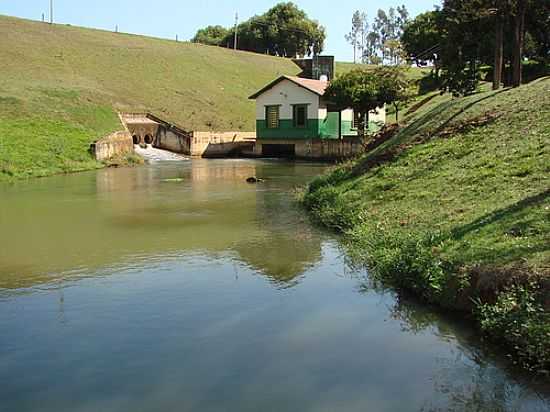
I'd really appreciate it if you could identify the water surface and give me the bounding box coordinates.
[1,160,549,412]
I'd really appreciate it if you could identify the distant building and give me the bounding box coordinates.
[249,75,385,157]
[292,55,336,81]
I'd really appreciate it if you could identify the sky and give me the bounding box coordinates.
[0,0,440,61]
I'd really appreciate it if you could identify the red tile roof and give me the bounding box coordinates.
[249,75,329,99]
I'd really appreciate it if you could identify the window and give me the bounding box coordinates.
[293,104,308,128]
[352,110,361,130]
[266,105,280,129]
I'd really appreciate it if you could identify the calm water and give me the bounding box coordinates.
[1,159,549,412]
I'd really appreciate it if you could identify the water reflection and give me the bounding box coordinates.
[0,160,327,290]
[0,161,549,411]
[359,284,550,412]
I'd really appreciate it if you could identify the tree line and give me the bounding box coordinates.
[401,0,549,95]
[191,2,325,57]
[345,6,410,65]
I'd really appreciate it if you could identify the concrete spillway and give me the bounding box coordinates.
[134,144,188,162]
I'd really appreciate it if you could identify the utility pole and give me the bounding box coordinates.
[42,13,45,23]
[49,0,53,24]
[233,12,238,50]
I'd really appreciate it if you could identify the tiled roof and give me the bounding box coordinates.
[249,75,329,99]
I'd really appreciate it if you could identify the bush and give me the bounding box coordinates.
[476,281,550,372]
[347,228,456,304]
[303,185,359,232]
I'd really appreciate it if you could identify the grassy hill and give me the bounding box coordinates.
[303,78,550,371]
[0,15,432,180]
[0,15,301,179]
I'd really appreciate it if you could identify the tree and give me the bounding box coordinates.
[191,25,230,46]
[511,0,528,87]
[224,2,326,57]
[359,5,409,65]
[374,9,390,62]
[346,11,366,63]
[401,11,444,72]
[375,66,414,124]
[324,67,411,139]
[192,3,325,57]
[436,0,548,94]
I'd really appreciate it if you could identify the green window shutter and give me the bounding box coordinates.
[266,106,280,129]
[293,104,308,128]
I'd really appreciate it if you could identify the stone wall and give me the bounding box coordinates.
[91,131,134,161]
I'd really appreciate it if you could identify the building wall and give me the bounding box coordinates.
[255,79,323,140]
[254,138,364,160]
[254,79,386,140]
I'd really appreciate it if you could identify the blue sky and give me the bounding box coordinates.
[0,0,440,61]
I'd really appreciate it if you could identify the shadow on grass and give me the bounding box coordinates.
[452,189,549,240]
[348,89,510,181]
[448,188,550,267]
[431,88,509,137]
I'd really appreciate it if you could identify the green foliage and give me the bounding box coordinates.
[325,66,414,132]
[401,11,444,72]
[348,228,452,304]
[477,281,550,371]
[191,25,230,46]
[436,0,549,94]
[303,184,359,232]
[200,2,326,57]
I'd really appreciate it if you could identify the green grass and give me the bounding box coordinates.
[303,78,550,371]
[0,14,303,180]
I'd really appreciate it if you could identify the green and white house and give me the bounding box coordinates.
[249,75,385,157]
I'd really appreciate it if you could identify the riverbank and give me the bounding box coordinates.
[302,78,550,373]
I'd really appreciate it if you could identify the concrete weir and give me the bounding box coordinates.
[120,113,255,158]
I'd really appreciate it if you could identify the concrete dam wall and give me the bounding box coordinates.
[91,131,134,161]
[120,113,254,158]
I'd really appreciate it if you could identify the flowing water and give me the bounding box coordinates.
[0,159,549,412]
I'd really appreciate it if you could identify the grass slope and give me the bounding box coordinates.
[0,15,301,179]
[304,78,550,371]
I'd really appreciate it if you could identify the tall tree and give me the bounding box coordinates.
[374,9,390,63]
[492,5,505,90]
[346,11,366,63]
[511,0,528,87]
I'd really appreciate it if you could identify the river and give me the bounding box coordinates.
[0,159,549,412]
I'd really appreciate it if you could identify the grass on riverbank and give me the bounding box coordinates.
[303,78,550,372]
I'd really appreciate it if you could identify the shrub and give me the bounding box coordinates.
[476,281,550,372]
[348,227,454,304]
